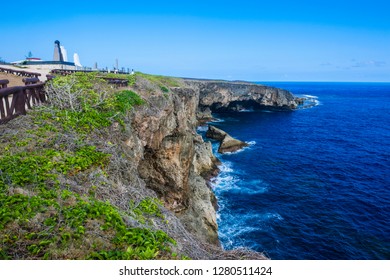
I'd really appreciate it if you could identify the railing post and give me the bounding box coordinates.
[0,86,26,124]
[0,79,9,88]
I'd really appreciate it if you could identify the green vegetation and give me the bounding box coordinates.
[0,187,175,259]
[0,72,177,260]
[130,198,165,225]
[104,72,136,85]
[136,72,181,88]
[45,72,144,133]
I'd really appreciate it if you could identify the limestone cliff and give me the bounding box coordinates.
[186,79,299,115]
[131,83,220,245]
[129,77,297,247]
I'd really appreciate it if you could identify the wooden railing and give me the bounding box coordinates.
[0,86,27,124]
[0,81,46,125]
[22,77,41,85]
[0,79,9,89]
[51,70,129,88]
[99,77,129,87]
[46,74,55,81]
[51,69,130,75]
[0,70,131,124]
[24,84,47,109]
[0,67,41,78]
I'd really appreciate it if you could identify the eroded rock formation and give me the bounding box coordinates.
[186,79,299,113]
[206,125,249,153]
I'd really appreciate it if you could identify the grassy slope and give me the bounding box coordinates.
[0,72,185,260]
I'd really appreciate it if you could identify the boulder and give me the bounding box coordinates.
[206,125,248,153]
[219,134,248,153]
[206,125,227,141]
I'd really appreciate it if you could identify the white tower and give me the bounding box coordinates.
[73,53,82,68]
[60,46,68,62]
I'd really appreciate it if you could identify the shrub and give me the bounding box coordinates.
[44,73,144,133]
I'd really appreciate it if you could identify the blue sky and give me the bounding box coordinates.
[1,0,389,81]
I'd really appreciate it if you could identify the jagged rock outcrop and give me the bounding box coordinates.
[186,79,299,112]
[206,125,249,153]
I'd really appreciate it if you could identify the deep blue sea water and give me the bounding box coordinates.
[198,82,390,259]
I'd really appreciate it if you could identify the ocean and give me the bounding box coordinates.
[198,82,390,259]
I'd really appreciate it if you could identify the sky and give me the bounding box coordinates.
[1,0,389,82]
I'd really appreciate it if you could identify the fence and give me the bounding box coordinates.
[0,69,130,124]
[0,67,41,78]
[0,82,46,125]
[22,78,41,85]
[51,70,129,88]
[99,77,129,87]
[0,79,9,89]
[51,68,130,75]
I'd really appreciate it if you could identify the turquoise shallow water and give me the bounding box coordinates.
[199,82,390,259]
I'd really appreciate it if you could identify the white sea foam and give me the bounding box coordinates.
[211,148,282,248]
[247,141,256,146]
[297,94,321,109]
[232,186,268,195]
[212,176,239,193]
[303,94,319,99]
[196,125,208,132]
[208,118,224,123]
[218,211,284,245]
[223,149,244,155]
[314,99,321,106]
[242,212,284,223]
[218,162,233,173]
[221,178,269,195]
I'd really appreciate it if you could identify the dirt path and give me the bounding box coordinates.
[0,73,25,87]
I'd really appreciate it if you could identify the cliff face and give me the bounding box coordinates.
[186,80,298,113]
[129,82,220,245]
[129,78,297,246]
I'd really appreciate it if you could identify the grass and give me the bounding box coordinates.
[136,72,182,88]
